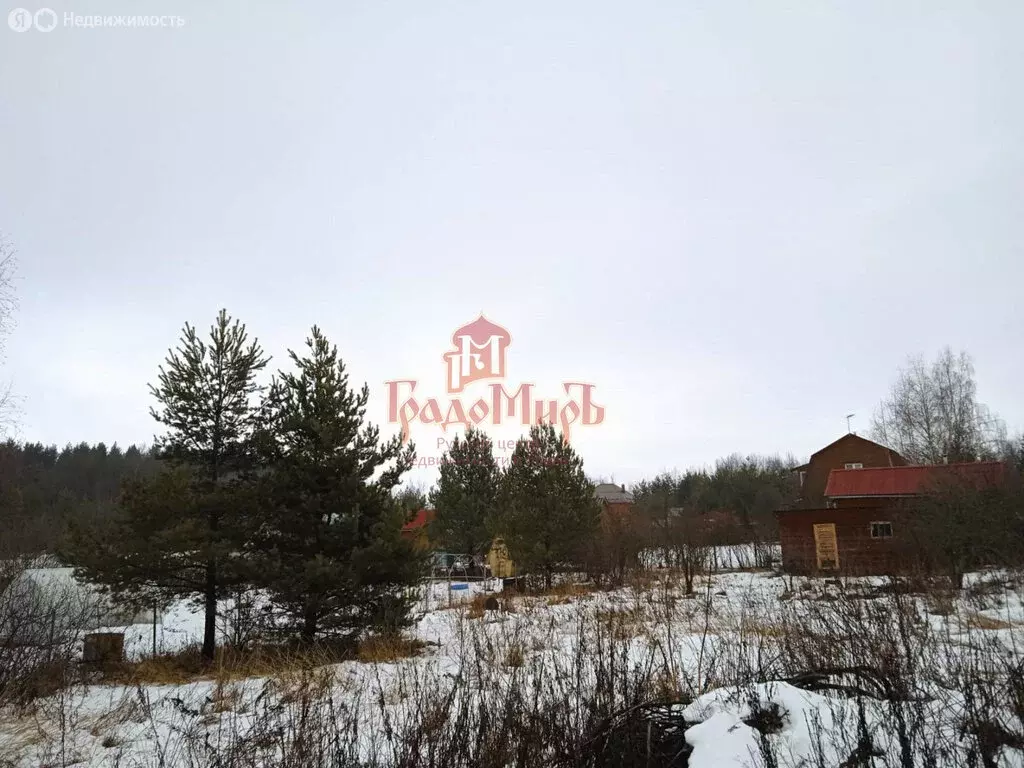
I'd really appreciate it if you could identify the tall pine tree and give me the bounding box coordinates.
[429,426,498,558]
[498,423,600,588]
[248,327,420,645]
[69,310,268,661]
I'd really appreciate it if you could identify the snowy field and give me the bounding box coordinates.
[94,545,777,662]
[2,559,1024,767]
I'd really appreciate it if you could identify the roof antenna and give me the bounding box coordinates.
[846,413,855,434]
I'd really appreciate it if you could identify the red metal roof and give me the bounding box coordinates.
[401,508,435,534]
[825,462,1006,498]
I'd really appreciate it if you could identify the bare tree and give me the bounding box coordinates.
[871,348,1006,464]
[634,479,709,593]
[903,478,1022,588]
[665,508,709,594]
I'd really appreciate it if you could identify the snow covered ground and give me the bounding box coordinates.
[2,564,1024,767]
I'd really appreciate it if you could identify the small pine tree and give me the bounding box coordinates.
[497,423,600,588]
[68,310,268,661]
[429,426,499,559]
[394,483,428,517]
[248,327,420,646]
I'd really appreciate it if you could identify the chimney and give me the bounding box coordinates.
[621,484,626,493]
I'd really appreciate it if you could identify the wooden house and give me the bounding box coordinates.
[777,453,1007,575]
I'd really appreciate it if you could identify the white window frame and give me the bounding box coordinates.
[870,521,893,539]
[845,462,863,469]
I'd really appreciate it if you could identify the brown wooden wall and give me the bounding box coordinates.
[797,435,906,508]
[776,506,908,576]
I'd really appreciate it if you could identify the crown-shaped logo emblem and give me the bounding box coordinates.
[442,315,512,393]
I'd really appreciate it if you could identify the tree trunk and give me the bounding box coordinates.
[204,450,221,663]
[202,557,217,662]
[954,566,966,591]
[301,606,318,645]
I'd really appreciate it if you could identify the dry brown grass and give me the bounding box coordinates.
[926,591,956,616]
[209,678,246,713]
[503,642,526,668]
[546,594,573,606]
[88,694,144,738]
[737,616,789,639]
[1,660,73,707]
[966,612,1015,631]
[595,605,646,641]
[0,717,46,755]
[465,593,488,618]
[356,632,426,663]
[651,669,685,701]
[539,581,598,600]
[268,665,337,706]
[102,643,346,686]
[457,580,596,616]
[464,593,511,618]
[626,568,664,591]
[105,646,208,685]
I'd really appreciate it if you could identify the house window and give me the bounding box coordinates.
[870,522,893,539]
[798,470,806,488]
[845,462,863,469]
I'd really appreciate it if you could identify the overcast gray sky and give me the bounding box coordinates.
[1,1,1021,485]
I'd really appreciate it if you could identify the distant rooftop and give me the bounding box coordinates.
[594,482,634,503]
[401,508,435,533]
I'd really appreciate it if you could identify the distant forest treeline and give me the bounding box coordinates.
[0,439,804,558]
[632,453,801,541]
[0,441,158,556]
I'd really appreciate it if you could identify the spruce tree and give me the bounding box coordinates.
[69,310,268,661]
[248,327,419,646]
[497,423,600,588]
[429,426,499,558]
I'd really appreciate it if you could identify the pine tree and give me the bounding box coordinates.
[69,310,268,661]
[394,483,428,517]
[497,423,600,588]
[429,426,499,558]
[247,327,420,646]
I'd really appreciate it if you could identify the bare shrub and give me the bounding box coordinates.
[0,559,94,709]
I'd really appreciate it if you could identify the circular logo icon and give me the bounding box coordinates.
[34,8,56,32]
[8,8,33,31]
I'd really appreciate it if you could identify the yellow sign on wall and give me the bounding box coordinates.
[813,523,839,570]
